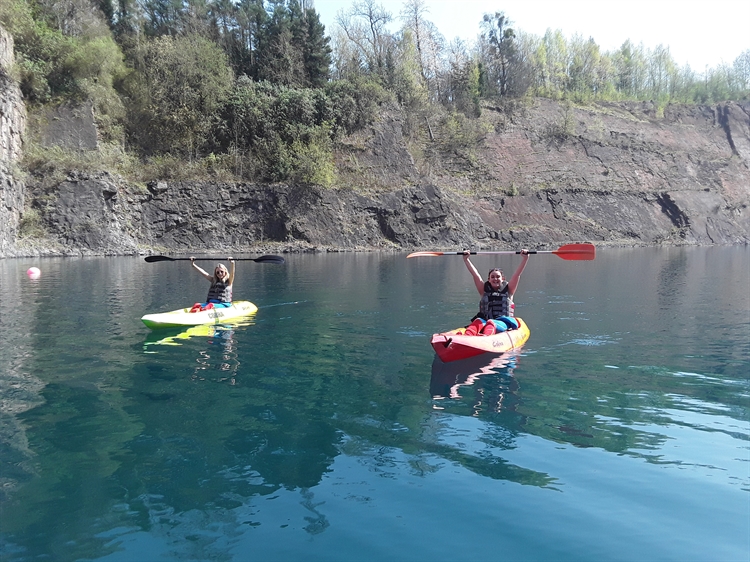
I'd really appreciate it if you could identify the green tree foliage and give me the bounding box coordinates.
[612,40,647,98]
[389,29,427,107]
[255,0,331,88]
[140,0,187,36]
[733,50,750,92]
[440,40,481,117]
[124,33,233,158]
[300,4,333,88]
[0,0,126,140]
[213,0,267,79]
[213,76,386,184]
[323,76,389,135]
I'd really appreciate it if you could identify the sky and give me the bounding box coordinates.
[312,0,750,70]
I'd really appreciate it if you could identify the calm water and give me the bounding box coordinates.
[0,247,748,562]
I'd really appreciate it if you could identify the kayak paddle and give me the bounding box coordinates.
[407,243,596,261]
[145,254,285,264]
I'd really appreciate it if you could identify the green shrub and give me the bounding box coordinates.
[123,34,233,158]
[18,207,45,238]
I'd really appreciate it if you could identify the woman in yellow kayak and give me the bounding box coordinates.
[189,257,235,312]
[462,249,529,335]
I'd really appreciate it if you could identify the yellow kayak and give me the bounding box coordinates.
[141,300,258,329]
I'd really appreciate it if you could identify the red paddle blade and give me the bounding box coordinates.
[406,251,446,258]
[552,243,596,260]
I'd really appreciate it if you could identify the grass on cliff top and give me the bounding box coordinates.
[22,143,258,188]
[22,141,345,189]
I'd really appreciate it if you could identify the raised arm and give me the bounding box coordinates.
[507,250,529,297]
[190,257,214,282]
[463,252,485,296]
[227,257,235,285]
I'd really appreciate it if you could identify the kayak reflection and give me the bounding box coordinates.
[430,350,522,405]
[191,327,240,385]
[143,318,255,385]
[143,317,255,349]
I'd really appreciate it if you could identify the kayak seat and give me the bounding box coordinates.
[495,316,519,330]
[189,301,233,313]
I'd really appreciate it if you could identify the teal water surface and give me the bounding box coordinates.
[0,247,748,561]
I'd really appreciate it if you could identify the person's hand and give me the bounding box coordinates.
[190,256,195,263]
[228,256,235,263]
[520,249,529,255]
[462,250,471,258]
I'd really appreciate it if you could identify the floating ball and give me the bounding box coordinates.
[27,267,41,280]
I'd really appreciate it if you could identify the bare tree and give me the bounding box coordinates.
[399,0,444,101]
[336,0,392,76]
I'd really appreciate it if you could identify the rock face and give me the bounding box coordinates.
[0,26,26,256]
[39,100,98,151]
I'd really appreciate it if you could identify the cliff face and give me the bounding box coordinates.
[1,22,748,256]
[439,99,750,247]
[0,26,26,255]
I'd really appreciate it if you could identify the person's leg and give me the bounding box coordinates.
[482,319,497,335]
[465,318,485,336]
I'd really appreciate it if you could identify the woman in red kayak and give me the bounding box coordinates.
[189,257,235,312]
[462,249,529,335]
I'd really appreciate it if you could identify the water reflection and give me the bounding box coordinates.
[0,250,747,562]
[143,319,254,385]
[425,351,559,487]
[430,351,521,404]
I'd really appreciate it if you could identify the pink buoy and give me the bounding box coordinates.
[27,267,41,280]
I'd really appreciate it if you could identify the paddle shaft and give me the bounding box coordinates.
[444,250,541,256]
[145,255,285,264]
[406,243,595,261]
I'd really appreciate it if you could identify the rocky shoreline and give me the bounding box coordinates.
[7,171,749,258]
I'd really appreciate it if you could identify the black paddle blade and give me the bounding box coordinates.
[144,255,176,262]
[253,255,285,264]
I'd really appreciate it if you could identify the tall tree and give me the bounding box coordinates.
[255,0,330,87]
[442,38,480,116]
[540,28,569,98]
[647,44,676,99]
[233,0,267,78]
[480,11,518,97]
[732,49,750,91]
[301,5,332,87]
[568,35,602,98]
[140,0,183,36]
[399,0,443,101]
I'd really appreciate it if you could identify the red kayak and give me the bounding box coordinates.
[431,318,530,363]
